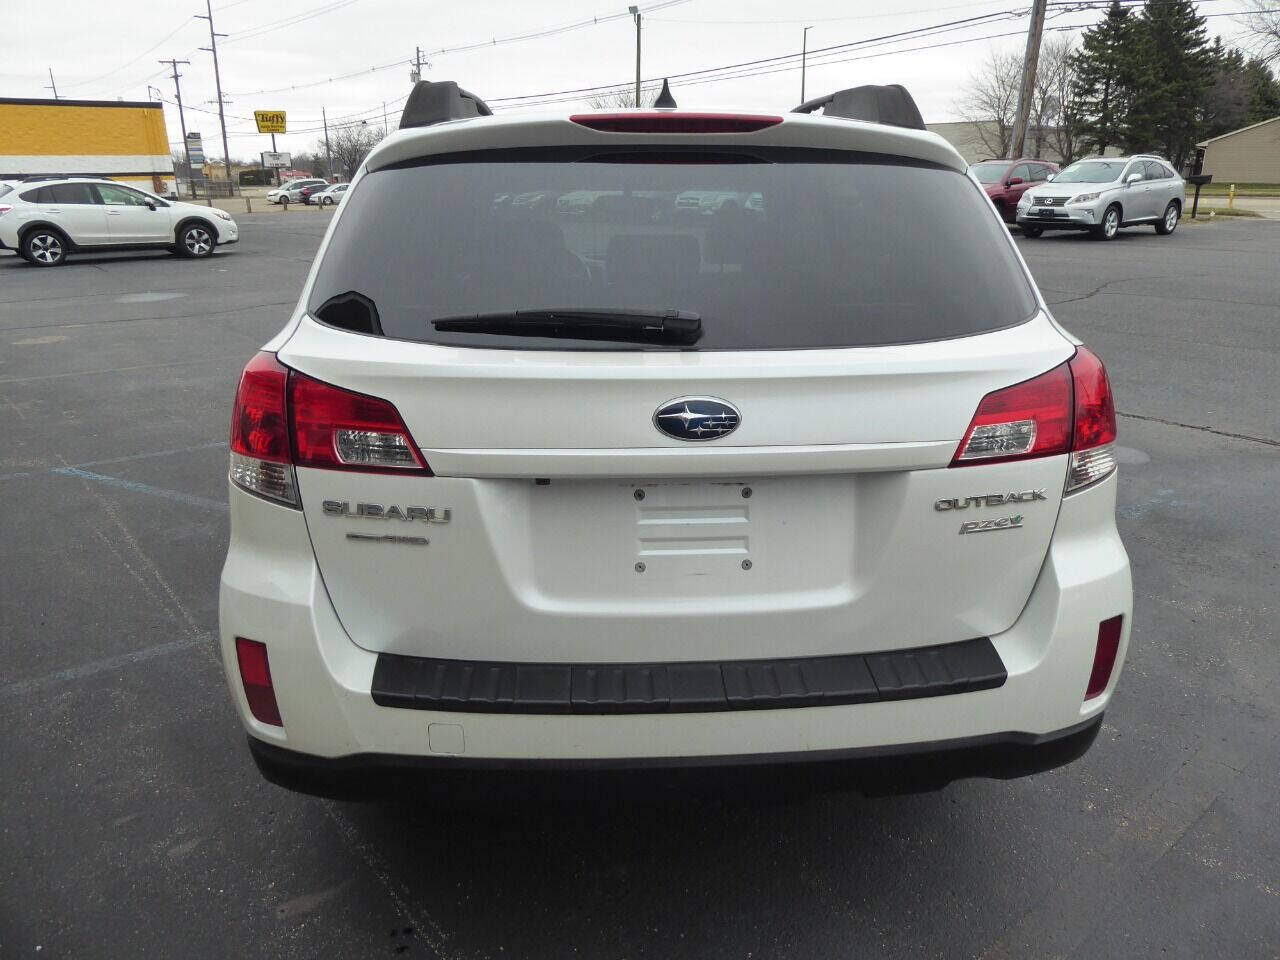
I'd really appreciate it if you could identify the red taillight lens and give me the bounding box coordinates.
[289,371,430,474]
[1085,615,1124,700]
[951,362,1073,466]
[0,204,13,217]
[1068,346,1116,449]
[952,346,1119,490]
[570,112,783,133]
[235,637,283,726]
[230,352,290,462]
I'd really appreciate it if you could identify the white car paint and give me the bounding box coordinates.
[220,104,1132,783]
[0,177,237,262]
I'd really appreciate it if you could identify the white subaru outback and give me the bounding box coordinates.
[220,81,1131,795]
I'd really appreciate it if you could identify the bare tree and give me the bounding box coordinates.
[1238,0,1280,64]
[956,50,1024,158]
[327,124,385,180]
[1034,36,1080,163]
[585,86,660,109]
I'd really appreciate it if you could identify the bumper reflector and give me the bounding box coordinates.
[236,637,283,726]
[1085,615,1123,701]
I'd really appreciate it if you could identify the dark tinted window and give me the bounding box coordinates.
[1143,160,1168,181]
[49,183,98,204]
[310,147,1037,351]
[969,162,1007,184]
[21,187,51,203]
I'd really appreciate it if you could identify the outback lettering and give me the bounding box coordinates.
[935,489,1048,511]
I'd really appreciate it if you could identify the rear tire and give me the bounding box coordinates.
[1021,225,1044,238]
[1092,205,1121,241]
[1155,201,1179,235]
[176,221,216,258]
[21,228,68,266]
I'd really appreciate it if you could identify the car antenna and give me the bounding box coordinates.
[653,78,676,109]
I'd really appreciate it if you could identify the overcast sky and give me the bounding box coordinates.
[3,0,1259,161]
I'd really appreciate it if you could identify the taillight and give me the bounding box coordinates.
[952,346,1118,492]
[1085,615,1124,700]
[1065,346,1117,491]
[229,352,298,506]
[289,371,429,473]
[570,112,783,133]
[228,352,430,504]
[235,637,283,726]
[0,204,13,217]
[951,362,1073,465]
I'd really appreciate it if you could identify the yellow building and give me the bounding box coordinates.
[0,97,175,194]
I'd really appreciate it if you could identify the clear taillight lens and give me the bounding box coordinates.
[229,352,298,507]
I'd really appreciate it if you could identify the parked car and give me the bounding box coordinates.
[310,183,349,206]
[300,182,332,205]
[0,177,237,266]
[222,81,1129,796]
[1016,155,1186,240]
[266,178,327,205]
[969,158,1059,223]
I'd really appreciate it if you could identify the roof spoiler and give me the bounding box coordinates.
[792,84,925,131]
[399,80,492,130]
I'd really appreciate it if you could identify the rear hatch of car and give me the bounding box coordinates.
[277,115,1074,664]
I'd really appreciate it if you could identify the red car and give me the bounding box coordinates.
[969,158,1059,223]
[300,181,332,205]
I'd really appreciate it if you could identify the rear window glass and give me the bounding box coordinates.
[309,146,1037,351]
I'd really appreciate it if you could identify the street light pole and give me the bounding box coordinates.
[629,6,641,107]
[801,26,813,103]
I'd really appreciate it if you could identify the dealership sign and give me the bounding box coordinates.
[261,151,292,168]
[254,110,287,134]
[186,131,205,166]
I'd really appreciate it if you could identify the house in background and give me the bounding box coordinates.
[1196,117,1280,183]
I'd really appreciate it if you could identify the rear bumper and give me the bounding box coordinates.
[247,714,1103,797]
[218,468,1131,775]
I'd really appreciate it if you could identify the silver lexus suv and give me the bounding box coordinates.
[1016,156,1185,240]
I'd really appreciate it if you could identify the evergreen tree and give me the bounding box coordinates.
[1121,0,1213,165]
[1243,58,1280,124]
[1071,1,1137,155]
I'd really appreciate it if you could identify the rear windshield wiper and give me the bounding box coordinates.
[431,308,702,344]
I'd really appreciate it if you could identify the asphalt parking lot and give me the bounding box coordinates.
[2,212,1277,959]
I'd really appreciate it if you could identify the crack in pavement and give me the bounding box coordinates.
[1118,411,1279,447]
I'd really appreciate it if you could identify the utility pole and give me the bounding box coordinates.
[1008,0,1047,160]
[411,46,424,83]
[160,59,193,195]
[196,0,234,190]
[383,101,389,137]
[45,68,59,99]
[801,26,813,103]
[322,108,334,181]
[629,6,641,106]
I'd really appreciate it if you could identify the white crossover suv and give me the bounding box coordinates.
[221,81,1132,796]
[0,178,237,265]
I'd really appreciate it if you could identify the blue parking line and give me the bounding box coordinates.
[52,466,228,512]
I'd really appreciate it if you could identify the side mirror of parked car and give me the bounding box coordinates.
[145,200,157,211]
[1125,173,1143,186]
[1006,177,1024,186]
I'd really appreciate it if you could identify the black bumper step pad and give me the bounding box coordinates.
[371,636,1006,716]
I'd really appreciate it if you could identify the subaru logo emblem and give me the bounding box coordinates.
[653,397,741,441]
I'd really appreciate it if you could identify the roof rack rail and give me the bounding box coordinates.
[399,80,492,130]
[792,84,924,131]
